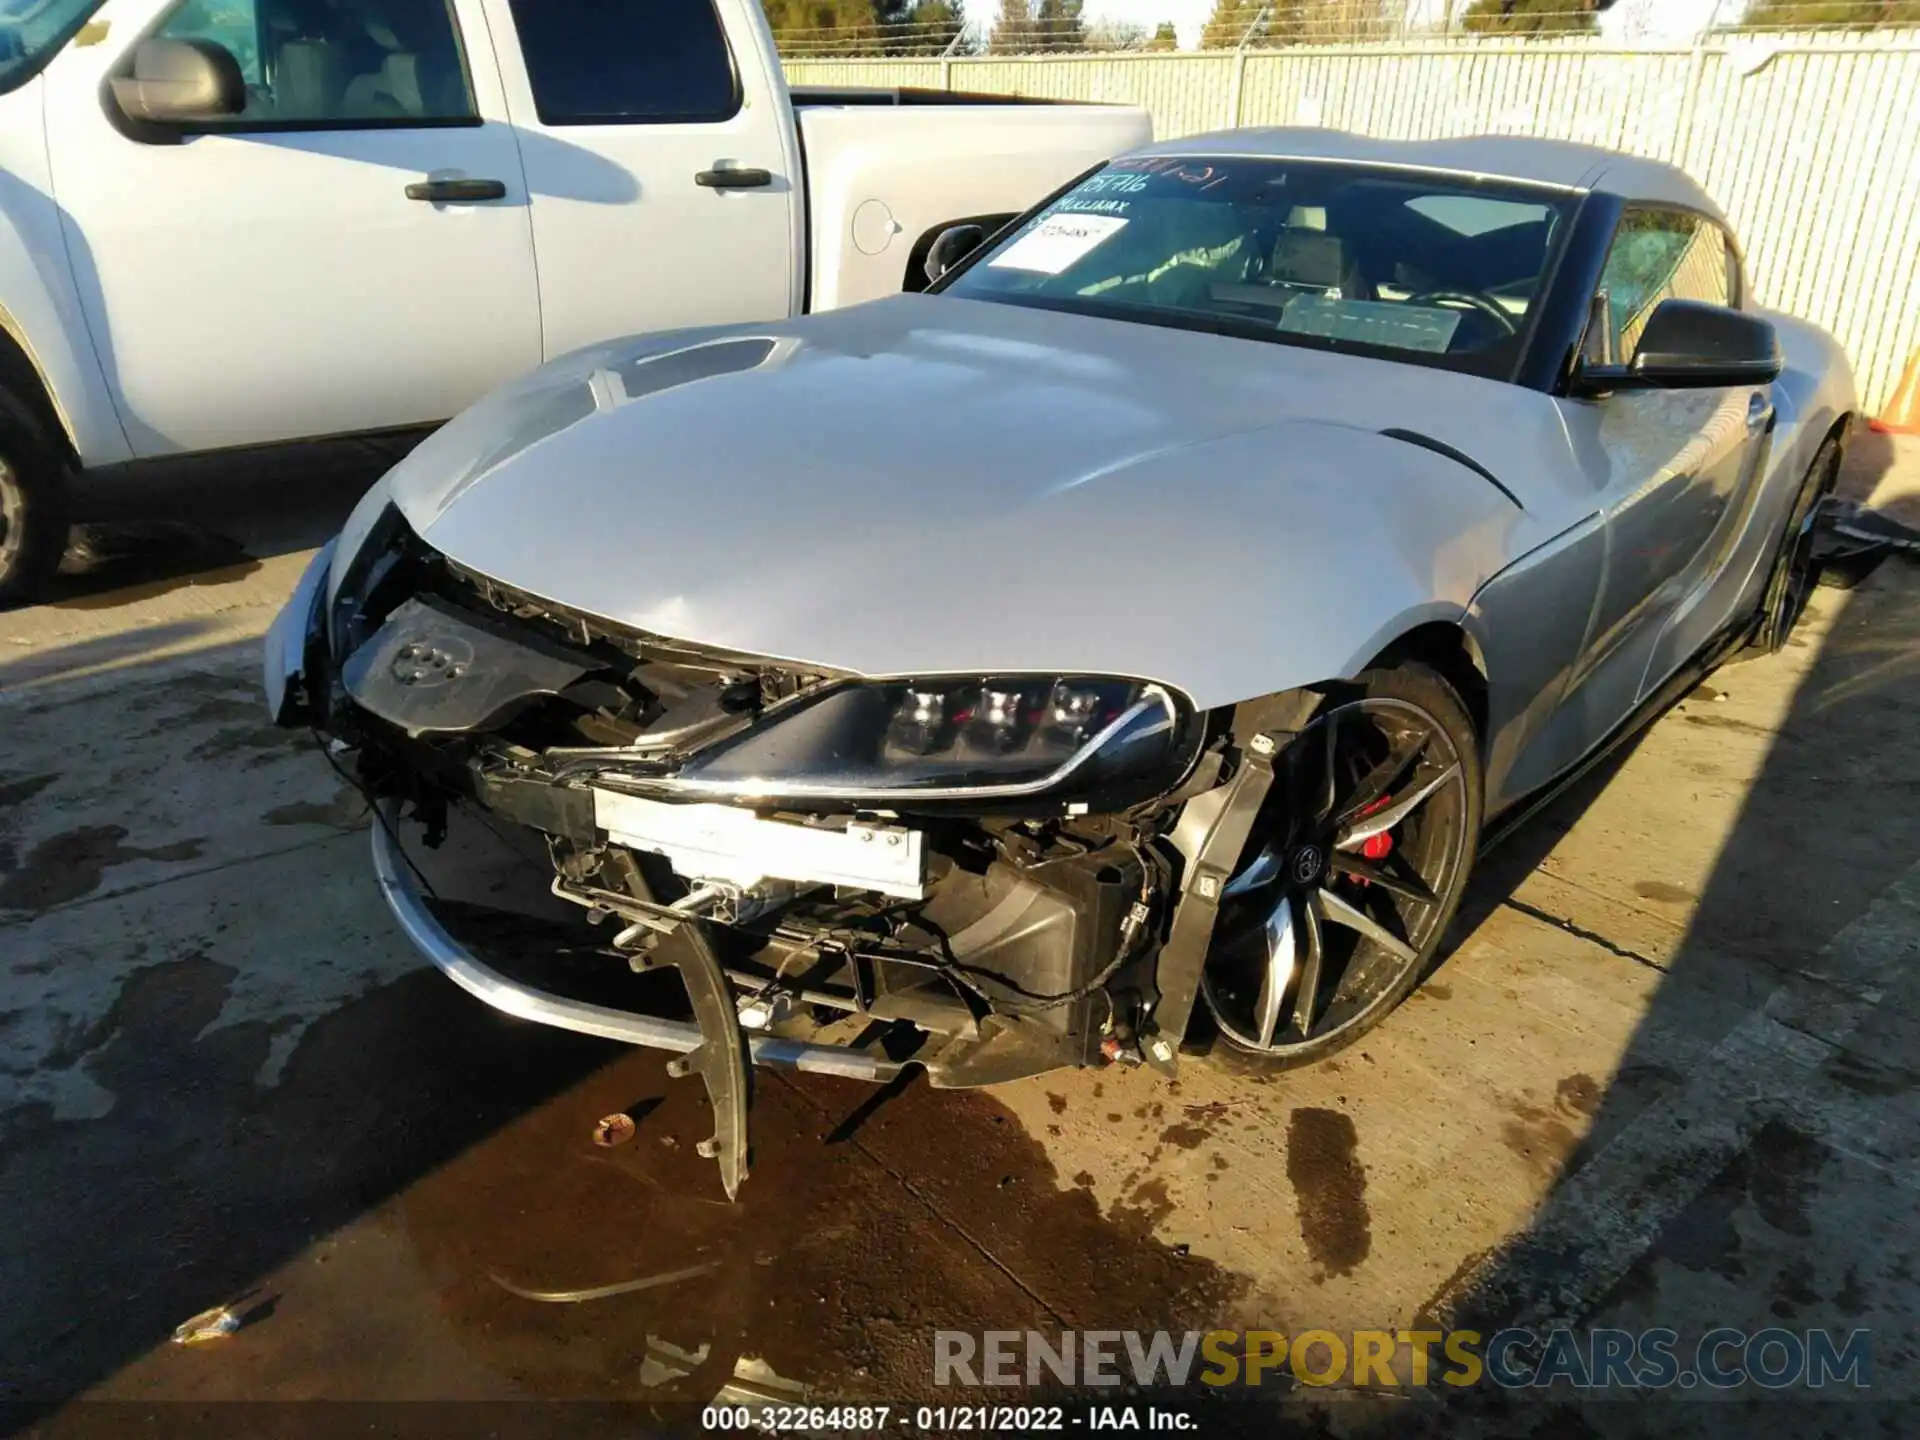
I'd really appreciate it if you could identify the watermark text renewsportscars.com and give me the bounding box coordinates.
[934,1328,1871,1392]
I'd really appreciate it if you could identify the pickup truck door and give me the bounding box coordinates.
[1553,208,1768,740]
[481,0,804,359]
[42,0,541,457]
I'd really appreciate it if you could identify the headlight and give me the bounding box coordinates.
[661,677,1189,803]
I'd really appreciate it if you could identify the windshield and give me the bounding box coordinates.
[0,0,103,93]
[941,156,1576,381]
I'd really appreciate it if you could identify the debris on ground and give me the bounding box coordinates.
[1816,498,1920,588]
[711,1355,812,1409]
[592,1112,637,1147]
[169,1305,241,1345]
[638,1334,712,1388]
[488,1259,719,1304]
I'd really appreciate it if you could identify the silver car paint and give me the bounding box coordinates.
[323,137,1855,819]
[372,293,1581,708]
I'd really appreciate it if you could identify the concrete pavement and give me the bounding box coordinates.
[2,436,1917,1436]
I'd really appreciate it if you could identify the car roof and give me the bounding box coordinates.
[1127,128,1725,220]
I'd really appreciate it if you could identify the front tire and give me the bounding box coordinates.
[1200,664,1483,1072]
[0,394,69,609]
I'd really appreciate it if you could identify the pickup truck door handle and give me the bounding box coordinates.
[405,178,508,203]
[1746,391,1775,433]
[695,167,773,190]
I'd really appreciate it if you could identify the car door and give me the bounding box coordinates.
[480,0,803,360]
[43,0,541,458]
[1554,206,1769,730]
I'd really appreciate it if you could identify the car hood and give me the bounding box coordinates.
[379,295,1565,707]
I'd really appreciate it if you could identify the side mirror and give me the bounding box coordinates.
[923,224,986,286]
[109,38,244,126]
[1572,298,1782,396]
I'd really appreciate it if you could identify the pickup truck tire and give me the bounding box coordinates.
[0,391,70,609]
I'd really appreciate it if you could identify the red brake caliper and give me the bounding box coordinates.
[1352,794,1394,881]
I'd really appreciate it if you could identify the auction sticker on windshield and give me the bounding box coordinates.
[989,213,1129,274]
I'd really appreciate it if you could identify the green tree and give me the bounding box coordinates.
[1740,0,1920,25]
[762,0,881,54]
[1034,0,1087,50]
[898,0,968,52]
[1462,0,1608,33]
[1086,15,1146,46]
[987,0,1038,50]
[1199,0,1392,48]
[1147,18,1180,46]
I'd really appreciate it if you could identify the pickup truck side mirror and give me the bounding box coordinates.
[924,224,987,286]
[1571,298,1782,397]
[109,39,245,127]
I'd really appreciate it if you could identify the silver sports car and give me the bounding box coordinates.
[266,129,1855,1197]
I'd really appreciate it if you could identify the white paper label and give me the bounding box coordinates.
[988,213,1130,275]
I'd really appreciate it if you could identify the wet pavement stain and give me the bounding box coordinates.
[1499,1100,1580,1180]
[190,724,311,765]
[1834,1263,1870,1316]
[1631,879,1696,906]
[2,932,1254,1415]
[0,825,205,912]
[399,1065,1248,1403]
[1284,1108,1370,1280]
[1636,1120,1830,1285]
[1553,1073,1601,1118]
[0,960,624,1403]
[1769,1257,1821,1319]
[1680,710,1776,738]
[1159,1100,1232,1151]
[0,772,58,811]
[264,786,370,830]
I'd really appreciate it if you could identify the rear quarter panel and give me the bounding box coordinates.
[795,104,1151,311]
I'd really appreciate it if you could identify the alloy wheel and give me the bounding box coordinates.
[0,459,20,571]
[1200,695,1471,1057]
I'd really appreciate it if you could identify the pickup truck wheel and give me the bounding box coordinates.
[0,404,69,609]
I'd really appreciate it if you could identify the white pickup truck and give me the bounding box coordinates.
[0,0,1148,603]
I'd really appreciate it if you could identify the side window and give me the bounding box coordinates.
[1593,208,1732,359]
[152,0,476,126]
[506,0,739,126]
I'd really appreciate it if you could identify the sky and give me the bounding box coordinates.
[1067,0,1737,52]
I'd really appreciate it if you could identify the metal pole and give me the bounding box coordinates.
[941,22,964,87]
[1225,3,1270,128]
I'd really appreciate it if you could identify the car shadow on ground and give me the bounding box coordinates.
[1345,559,1920,1433]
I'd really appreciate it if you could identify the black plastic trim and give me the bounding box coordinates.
[1379,428,1524,510]
[1517,191,1623,395]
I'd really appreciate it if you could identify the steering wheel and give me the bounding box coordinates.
[1406,289,1518,337]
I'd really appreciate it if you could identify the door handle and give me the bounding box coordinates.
[1746,391,1774,433]
[695,167,773,190]
[405,178,508,203]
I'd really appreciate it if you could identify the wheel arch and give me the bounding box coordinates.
[0,313,79,469]
[1362,620,1490,744]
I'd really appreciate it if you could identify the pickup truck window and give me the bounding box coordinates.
[152,0,476,126]
[0,0,105,95]
[507,0,739,126]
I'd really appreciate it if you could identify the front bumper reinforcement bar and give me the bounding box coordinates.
[368,815,907,1087]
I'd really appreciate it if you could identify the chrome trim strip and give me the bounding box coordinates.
[369,814,904,1083]
[604,686,1179,803]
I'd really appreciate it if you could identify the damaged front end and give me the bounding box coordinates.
[268,508,1298,1198]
